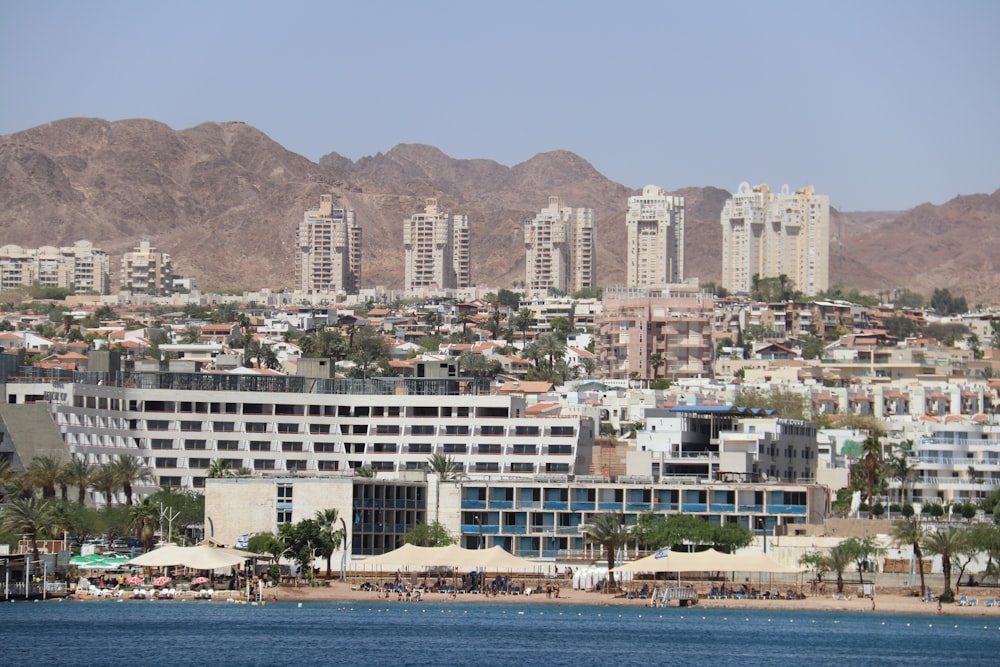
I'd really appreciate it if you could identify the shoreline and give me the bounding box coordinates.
[64,581,1000,617]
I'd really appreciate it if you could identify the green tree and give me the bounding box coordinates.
[882,316,919,341]
[929,288,968,316]
[207,458,232,479]
[0,496,52,565]
[403,521,456,547]
[278,518,325,580]
[27,454,65,499]
[314,508,344,579]
[584,512,632,592]
[513,308,534,346]
[888,514,924,584]
[90,463,119,506]
[113,455,153,505]
[733,387,809,420]
[60,457,93,505]
[247,531,285,560]
[799,542,854,594]
[924,527,970,598]
[855,435,884,519]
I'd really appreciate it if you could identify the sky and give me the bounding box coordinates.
[1,1,997,211]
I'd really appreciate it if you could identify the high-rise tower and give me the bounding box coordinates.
[625,185,685,287]
[720,183,829,296]
[403,198,472,291]
[524,196,595,297]
[296,194,360,293]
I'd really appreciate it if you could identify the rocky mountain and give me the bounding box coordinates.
[0,118,997,301]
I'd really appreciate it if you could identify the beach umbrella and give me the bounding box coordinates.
[125,576,144,586]
[191,576,210,585]
[153,576,172,587]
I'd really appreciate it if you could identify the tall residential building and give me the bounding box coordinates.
[720,182,830,297]
[296,194,361,294]
[625,185,685,287]
[120,240,174,296]
[403,198,472,291]
[524,196,595,297]
[0,241,110,294]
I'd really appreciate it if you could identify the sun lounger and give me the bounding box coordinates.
[968,598,978,606]
[985,599,996,607]
[958,596,969,606]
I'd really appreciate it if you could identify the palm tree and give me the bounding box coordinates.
[584,512,632,592]
[425,454,467,521]
[179,325,202,344]
[90,462,120,506]
[60,457,93,505]
[128,497,158,552]
[0,496,52,566]
[0,458,21,500]
[800,542,855,594]
[513,308,534,347]
[314,508,344,579]
[924,527,970,597]
[648,352,664,381]
[207,458,232,479]
[891,518,928,596]
[27,454,65,499]
[858,435,883,519]
[113,455,153,505]
[886,440,916,506]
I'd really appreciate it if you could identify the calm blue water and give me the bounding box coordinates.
[2,600,998,665]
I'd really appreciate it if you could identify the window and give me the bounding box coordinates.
[192,477,206,489]
[180,421,202,432]
[277,423,299,434]
[213,422,236,432]
[277,510,292,525]
[184,439,207,450]
[408,443,432,453]
[375,425,400,435]
[444,425,469,436]
[443,443,467,454]
[318,461,339,471]
[548,445,573,455]
[151,439,174,450]
[286,460,307,471]
[481,425,505,436]
[515,426,539,437]
[159,476,181,487]
[250,441,271,451]
[510,463,534,472]
[478,444,501,454]
[246,423,268,433]
[512,444,537,455]
[411,425,435,435]
[371,461,394,471]
[475,462,500,472]
[189,458,210,469]
[147,420,170,431]
[282,442,304,452]
[372,443,397,453]
[309,424,331,435]
[550,426,575,437]
[254,459,276,470]
[154,457,177,468]
[545,462,570,473]
[314,442,338,453]
[216,440,239,451]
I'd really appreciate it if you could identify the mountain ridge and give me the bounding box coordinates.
[1,117,997,301]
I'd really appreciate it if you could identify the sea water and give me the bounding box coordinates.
[2,601,998,666]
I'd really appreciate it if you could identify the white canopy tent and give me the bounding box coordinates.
[128,545,257,570]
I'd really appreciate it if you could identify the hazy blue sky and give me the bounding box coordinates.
[2,1,997,211]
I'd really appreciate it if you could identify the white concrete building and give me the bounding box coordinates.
[625,185,685,287]
[720,183,830,296]
[524,196,595,297]
[295,195,361,294]
[403,198,471,291]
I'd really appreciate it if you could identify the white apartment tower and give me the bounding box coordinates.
[296,195,361,294]
[524,196,595,297]
[120,240,173,296]
[625,185,685,287]
[720,182,830,297]
[403,198,472,291]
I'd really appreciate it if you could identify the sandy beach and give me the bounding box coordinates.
[255,581,1000,617]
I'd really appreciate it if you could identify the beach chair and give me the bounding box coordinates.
[985,599,996,607]
[967,598,978,606]
[957,596,969,606]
